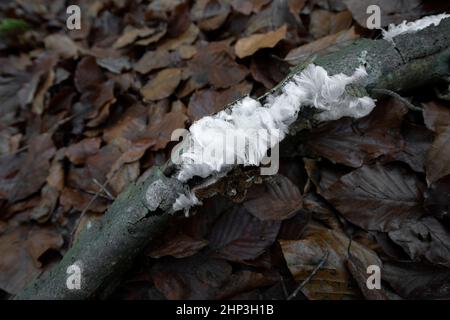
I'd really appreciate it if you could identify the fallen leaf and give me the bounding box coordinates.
[74,56,105,92]
[140,68,182,101]
[321,163,425,232]
[0,225,63,294]
[207,205,281,262]
[65,138,102,165]
[280,223,381,299]
[309,9,353,39]
[187,81,252,120]
[383,261,450,299]
[424,174,450,219]
[394,122,433,173]
[148,232,208,259]
[425,125,450,184]
[187,40,249,89]
[0,133,55,202]
[388,216,450,267]
[152,255,232,299]
[44,33,79,59]
[235,24,287,58]
[422,101,450,133]
[243,175,302,221]
[134,49,176,74]
[304,98,407,168]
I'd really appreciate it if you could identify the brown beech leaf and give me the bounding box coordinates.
[65,137,101,165]
[159,24,199,51]
[143,111,188,151]
[424,175,450,219]
[304,98,407,168]
[207,205,281,262]
[60,187,108,213]
[321,163,425,232]
[0,133,55,202]
[187,40,248,89]
[74,56,105,92]
[191,0,231,31]
[0,225,63,294]
[383,261,450,299]
[148,233,208,259]
[388,216,450,267]
[235,24,287,58]
[133,49,178,74]
[216,270,279,299]
[187,81,252,120]
[152,255,232,300]
[422,101,450,133]
[113,25,157,48]
[280,223,381,300]
[250,53,290,89]
[103,104,147,145]
[425,126,450,184]
[243,175,302,221]
[231,0,271,15]
[394,123,433,173]
[309,9,353,39]
[44,33,79,59]
[140,68,181,102]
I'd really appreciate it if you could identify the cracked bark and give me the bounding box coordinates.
[15,19,450,300]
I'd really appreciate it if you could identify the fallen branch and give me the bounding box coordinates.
[15,17,450,300]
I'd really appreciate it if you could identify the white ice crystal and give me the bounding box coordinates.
[174,64,375,188]
[172,190,202,216]
[382,13,450,42]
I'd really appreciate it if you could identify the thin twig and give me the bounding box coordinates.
[287,250,329,300]
[69,171,118,246]
[372,88,423,111]
[92,178,115,200]
[279,275,289,299]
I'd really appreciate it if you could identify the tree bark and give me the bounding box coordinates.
[15,19,450,300]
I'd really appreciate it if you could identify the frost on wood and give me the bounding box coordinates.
[174,64,375,185]
[382,13,450,42]
[172,190,202,216]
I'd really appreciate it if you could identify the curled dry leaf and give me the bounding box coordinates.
[243,175,303,221]
[235,24,287,58]
[280,223,381,300]
[140,68,182,102]
[321,163,425,232]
